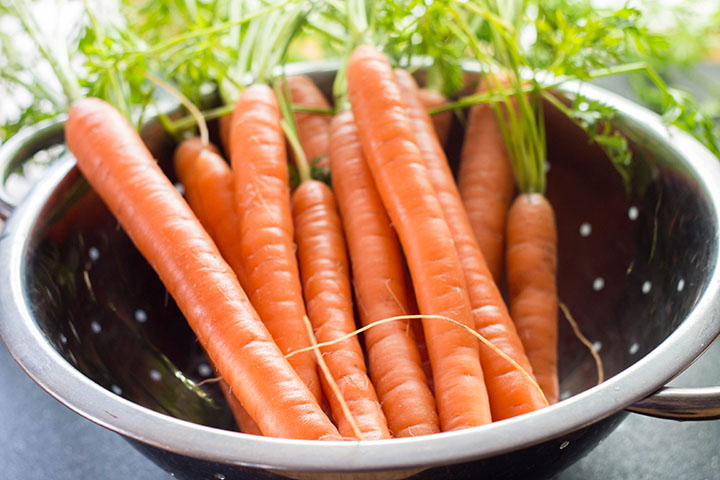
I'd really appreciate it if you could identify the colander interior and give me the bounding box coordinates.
[15,73,717,431]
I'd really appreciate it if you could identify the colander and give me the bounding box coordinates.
[1,62,719,480]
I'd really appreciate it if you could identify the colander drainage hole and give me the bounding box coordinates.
[579,222,592,237]
[628,206,639,220]
[135,309,147,323]
[149,369,162,382]
[641,281,652,294]
[88,246,100,261]
[214,474,226,480]
[198,363,213,377]
[592,277,604,291]
[90,321,102,334]
[629,343,639,355]
[111,384,122,395]
[677,279,685,292]
[592,341,602,352]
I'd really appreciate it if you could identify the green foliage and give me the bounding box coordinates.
[375,0,468,97]
[1,0,718,180]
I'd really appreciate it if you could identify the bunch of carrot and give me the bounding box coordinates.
[115,43,557,440]
[9,0,561,437]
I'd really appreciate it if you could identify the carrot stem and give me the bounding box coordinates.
[145,72,209,147]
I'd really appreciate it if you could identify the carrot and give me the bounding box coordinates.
[211,362,263,435]
[66,97,340,441]
[173,139,246,287]
[173,136,322,407]
[284,74,332,172]
[329,108,439,438]
[228,84,324,405]
[293,178,391,440]
[457,82,516,283]
[506,193,559,404]
[395,69,547,420]
[417,87,453,148]
[172,140,260,434]
[347,45,491,432]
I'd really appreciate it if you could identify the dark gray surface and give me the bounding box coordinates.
[1,335,719,479]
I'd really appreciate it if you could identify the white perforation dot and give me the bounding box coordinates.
[579,223,592,237]
[135,309,147,323]
[628,206,639,220]
[198,363,213,377]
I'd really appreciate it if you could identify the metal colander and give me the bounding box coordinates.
[1,63,719,480]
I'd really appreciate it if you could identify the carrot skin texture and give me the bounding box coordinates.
[329,109,439,438]
[66,97,339,441]
[285,74,332,170]
[506,193,559,404]
[347,45,491,431]
[173,138,248,289]
[211,362,263,435]
[458,87,515,283]
[417,87,452,148]
[174,137,322,414]
[173,139,261,435]
[293,179,391,440]
[396,69,547,420]
[229,85,323,404]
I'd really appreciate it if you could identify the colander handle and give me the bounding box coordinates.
[0,118,66,221]
[627,386,720,420]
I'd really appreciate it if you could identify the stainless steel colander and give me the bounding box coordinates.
[1,63,719,480]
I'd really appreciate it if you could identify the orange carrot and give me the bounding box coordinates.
[506,193,559,404]
[173,139,246,286]
[347,45,491,432]
[293,178,391,440]
[395,69,547,420]
[228,84,323,404]
[417,87,452,148]
[329,108,439,438]
[284,74,332,172]
[173,137,322,406]
[66,97,340,441]
[173,141,261,435]
[457,83,516,283]
[212,363,263,435]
